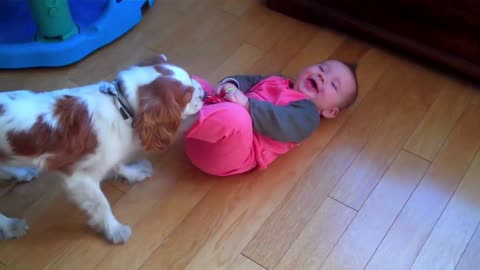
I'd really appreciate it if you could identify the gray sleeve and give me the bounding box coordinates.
[219,75,267,93]
[249,99,320,143]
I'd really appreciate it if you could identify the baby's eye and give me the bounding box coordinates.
[319,65,325,72]
[332,82,337,90]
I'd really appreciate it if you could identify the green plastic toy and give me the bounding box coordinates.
[28,0,79,41]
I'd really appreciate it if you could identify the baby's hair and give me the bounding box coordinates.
[340,61,359,109]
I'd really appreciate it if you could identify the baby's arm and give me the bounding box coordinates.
[249,99,320,143]
[217,75,267,93]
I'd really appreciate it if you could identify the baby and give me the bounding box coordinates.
[185,59,358,176]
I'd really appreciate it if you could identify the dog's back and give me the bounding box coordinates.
[0,87,110,173]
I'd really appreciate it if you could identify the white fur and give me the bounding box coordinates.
[0,213,28,240]
[0,57,204,243]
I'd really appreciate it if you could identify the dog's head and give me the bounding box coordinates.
[116,54,205,151]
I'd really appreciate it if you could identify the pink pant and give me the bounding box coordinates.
[184,76,257,176]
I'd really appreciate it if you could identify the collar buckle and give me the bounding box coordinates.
[100,81,135,126]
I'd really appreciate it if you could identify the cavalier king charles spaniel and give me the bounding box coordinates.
[0,54,205,243]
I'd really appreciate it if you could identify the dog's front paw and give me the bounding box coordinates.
[0,218,29,240]
[119,159,153,184]
[105,222,131,244]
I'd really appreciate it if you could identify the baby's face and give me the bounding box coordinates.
[294,60,356,118]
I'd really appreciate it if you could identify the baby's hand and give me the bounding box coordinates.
[215,82,237,96]
[223,89,249,109]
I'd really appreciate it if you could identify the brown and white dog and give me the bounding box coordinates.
[0,54,204,243]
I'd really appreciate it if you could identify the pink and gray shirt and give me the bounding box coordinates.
[221,74,321,168]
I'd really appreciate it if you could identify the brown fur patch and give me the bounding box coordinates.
[7,96,98,174]
[133,76,193,151]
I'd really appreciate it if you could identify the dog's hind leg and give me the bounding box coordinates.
[64,171,131,244]
[0,165,39,182]
[0,213,29,240]
[0,165,35,240]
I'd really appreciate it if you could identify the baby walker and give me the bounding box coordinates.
[0,0,155,68]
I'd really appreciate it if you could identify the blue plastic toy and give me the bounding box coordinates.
[0,0,155,69]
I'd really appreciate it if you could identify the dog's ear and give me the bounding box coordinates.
[133,77,190,151]
[133,107,178,151]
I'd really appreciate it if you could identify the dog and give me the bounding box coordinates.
[0,54,205,244]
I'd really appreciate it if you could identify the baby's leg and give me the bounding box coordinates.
[184,102,256,176]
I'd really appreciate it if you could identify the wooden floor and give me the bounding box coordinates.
[1,0,480,269]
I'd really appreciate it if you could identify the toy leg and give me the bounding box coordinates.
[28,0,78,41]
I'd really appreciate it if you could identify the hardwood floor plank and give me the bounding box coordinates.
[329,37,370,64]
[136,167,307,270]
[0,182,14,199]
[89,173,214,270]
[275,198,356,270]
[136,102,348,270]
[67,31,157,86]
[353,49,393,95]
[42,144,215,270]
[0,174,64,264]
[107,180,132,194]
[0,180,122,269]
[144,0,227,54]
[208,43,264,84]
[365,104,480,270]
[0,68,77,91]
[126,0,185,51]
[404,79,473,161]
[161,0,225,17]
[281,28,345,78]
[242,57,403,270]
[456,223,480,270]
[229,255,266,270]
[161,4,272,78]
[223,0,259,17]
[472,88,480,105]
[0,174,53,219]
[329,64,440,210]
[319,151,429,270]
[2,1,478,268]
[410,150,480,270]
[154,10,236,62]
[244,8,305,52]
[247,20,317,76]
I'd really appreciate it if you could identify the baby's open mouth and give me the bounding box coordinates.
[306,78,319,93]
